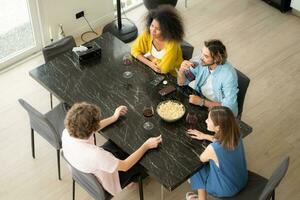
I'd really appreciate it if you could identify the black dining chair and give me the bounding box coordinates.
[61,151,144,200]
[235,68,250,120]
[18,98,67,180]
[42,36,76,109]
[143,0,178,10]
[181,40,194,60]
[207,156,289,200]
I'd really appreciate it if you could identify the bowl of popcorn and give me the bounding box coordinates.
[156,100,186,122]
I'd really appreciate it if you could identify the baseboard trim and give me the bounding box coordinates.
[292,8,300,17]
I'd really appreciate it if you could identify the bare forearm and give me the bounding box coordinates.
[99,115,117,130]
[204,134,214,142]
[118,144,148,171]
[177,71,186,86]
[203,99,221,108]
[136,54,153,68]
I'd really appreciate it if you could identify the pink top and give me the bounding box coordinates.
[62,129,122,196]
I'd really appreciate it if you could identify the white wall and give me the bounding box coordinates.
[36,0,114,45]
[291,0,300,12]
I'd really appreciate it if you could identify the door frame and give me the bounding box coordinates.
[0,0,42,70]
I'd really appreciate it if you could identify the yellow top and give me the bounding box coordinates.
[131,31,183,76]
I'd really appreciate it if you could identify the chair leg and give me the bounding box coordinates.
[272,190,275,200]
[57,149,61,180]
[93,133,96,145]
[138,175,144,200]
[72,179,75,200]
[31,128,35,158]
[50,93,53,109]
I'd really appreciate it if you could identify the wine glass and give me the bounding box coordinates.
[122,71,133,79]
[143,105,154,130]
[184,69,195,81]
[143,105,154,117]
[122,54,133,79]
[143,121,154,130]
[186,112,198,129]
[192,61,199,67]
[122,54,132,66]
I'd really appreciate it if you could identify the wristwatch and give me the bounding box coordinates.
[199,98,205,106]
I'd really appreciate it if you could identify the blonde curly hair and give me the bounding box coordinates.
[64,102,101,139]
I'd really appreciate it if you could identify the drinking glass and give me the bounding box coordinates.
[192,61,199,67]
[143,105,154,130]
[122,54,133,79]
[122,71,133,79]
[143,121,154,130]
[184,69,195,81]
[186,112,198,129]
[143,105,154,117]
[122,54,132,66]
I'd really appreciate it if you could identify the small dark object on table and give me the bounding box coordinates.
[73,44,101,65]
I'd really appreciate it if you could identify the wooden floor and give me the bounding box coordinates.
[1,0,300,199]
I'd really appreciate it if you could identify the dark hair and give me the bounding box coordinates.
[204,39,227,65]
[145,5,184,42]
[209,106,240,150]
[64,102,101,139]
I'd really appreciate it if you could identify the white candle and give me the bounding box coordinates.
[49,26,53,41]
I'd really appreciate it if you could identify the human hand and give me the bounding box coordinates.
[113,106,128,120]
[189,95,202,106]
[187,129,206,140]
[149,62,161,73]
[179,60,194,73]
[143,135,162,150]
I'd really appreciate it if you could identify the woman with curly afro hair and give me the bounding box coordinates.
[131,5,184,76]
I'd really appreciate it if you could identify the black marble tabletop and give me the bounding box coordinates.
[30,33,252,191]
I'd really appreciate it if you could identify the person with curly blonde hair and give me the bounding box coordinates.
[62,102,161,196]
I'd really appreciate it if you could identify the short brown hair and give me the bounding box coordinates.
[209,106,240,150]
[64,102,101,139]
[204,39,227,65]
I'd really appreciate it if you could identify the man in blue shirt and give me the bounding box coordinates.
[177,39,238,117]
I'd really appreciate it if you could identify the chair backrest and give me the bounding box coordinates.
[259,156,290,200]
[235,69,250,120]
[181,40,194,60]
[143,0,178,10]
[18,99,61,149]
[42,35,76,63]
[61,151,112,200]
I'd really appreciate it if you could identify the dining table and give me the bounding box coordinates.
[29,32,252,196]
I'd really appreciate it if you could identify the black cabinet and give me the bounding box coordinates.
[262,0,291,12]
